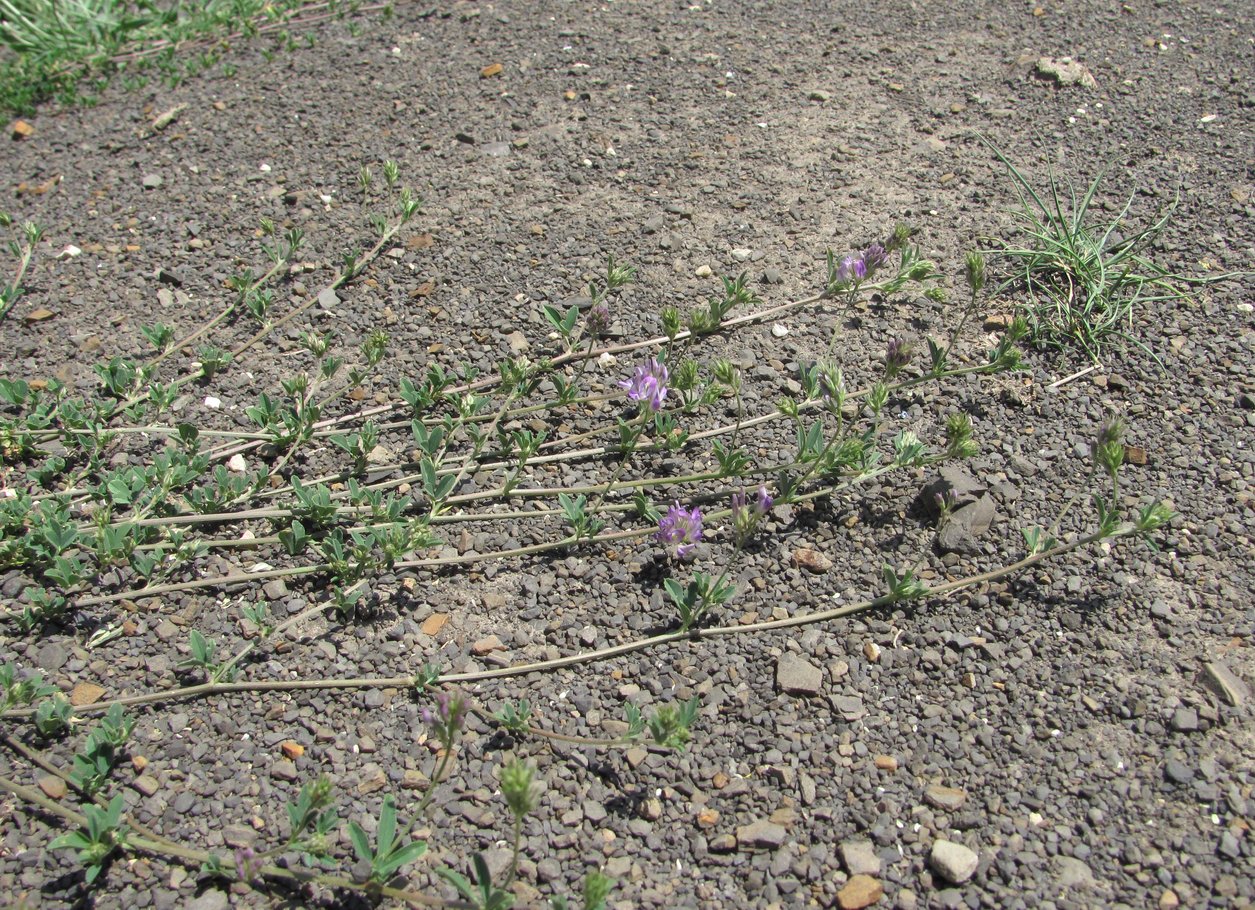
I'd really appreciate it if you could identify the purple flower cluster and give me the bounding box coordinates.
[731,484,773,521]
[234,846,261,884]
[884,337,913,377]
[585,302,611,337]
[834,242,889,287]
[656,501,703,558]
[731,484,773,544]
[620,357,668,413]
[422,691,466,739]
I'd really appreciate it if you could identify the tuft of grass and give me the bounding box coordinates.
[0,0,349,115]
[982,140,1222,364]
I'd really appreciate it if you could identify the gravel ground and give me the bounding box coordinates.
[1,1,1252,909]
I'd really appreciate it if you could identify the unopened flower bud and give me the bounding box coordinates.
[964,251,986,294]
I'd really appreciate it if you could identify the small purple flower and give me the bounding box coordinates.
[884,337,912,376]
[656,501,703,558]
[820,366,845,403]
[754,484,773,514]
[620,357,669,413]
[731,485,772,544]
[423,691,466,739]
[234,846,260,883]
[836,254,862,285]
[585,302,611,337]
[862,242,888,275]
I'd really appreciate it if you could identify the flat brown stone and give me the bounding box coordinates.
[471,634,505,655]
[791,547,833,574]
[70,682,105,706]
[420,613,449,635]
[837,874,884,909]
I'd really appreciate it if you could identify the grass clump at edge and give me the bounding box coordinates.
[982,138,1243,364]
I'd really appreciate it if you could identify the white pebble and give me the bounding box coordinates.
[772,324,790,338]
[227,454,247,473]
[695,264,713,278]
[249,563,273,573]
[730,248,751,262]
[598,351,617,367]
[204,396,221,409]
[258,163,271,172]
[56,245,82,260]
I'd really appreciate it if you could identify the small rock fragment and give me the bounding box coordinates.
[187,891,229,910]
[223,824,257,848]
[271,760,298,781]
[924,784,968,812]
[11,119,34,140]
[929,839,979,884]
[471,635,505,655]
[837,874,884,909]
[480,63,504,78]
[1036,56,1097,88]
[696,808,721,828]
[831,694,866,721]
[280,741,305,759]
[56,245,82,260]
[709,833,738,853]
[156,266,185,287]
[1202,660,1249,707]
[142,174,163,189]
[1170,707,1199,733]
[357,763,387,794]
[38,776,67,799]
[736,818,787,849]
[1051,854,1097,890]
[695,264,712,278]
[771,323,790,338]
[70,682,105,706]
[791,548,833,574]
[1163,758,1194,785]
[420,613,449,636]
[840,840,882,876]
[227,454,247,474]
[808,89,832,102]
[936,494,997,554]
[874,754,897,772]
[776,653,823,696]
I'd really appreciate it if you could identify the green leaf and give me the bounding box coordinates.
[376,797,397,857]
[377,839,427,878]
[347,821,372,865]
[437,868,476,901]
[49,831,92,852]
